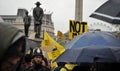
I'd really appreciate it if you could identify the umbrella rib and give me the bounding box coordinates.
[93,12,120,20]
[76,48,86,62]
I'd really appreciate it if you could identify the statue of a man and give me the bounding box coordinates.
[23,11,31,37]
[33,1,44,38]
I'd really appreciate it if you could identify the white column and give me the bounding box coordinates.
[75,0,83,21]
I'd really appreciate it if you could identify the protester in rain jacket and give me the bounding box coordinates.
[0,23,26,71]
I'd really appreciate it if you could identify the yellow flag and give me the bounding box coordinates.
[57,30,65,39]
[42,31,65,61]
[47,48,61,61]
[41,40,50,47]
[41,31,51,47]
[42,31,65,52]
[48,52,53,60]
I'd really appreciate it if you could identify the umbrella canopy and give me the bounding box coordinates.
[65,31,120,49]
[90,0,120,24]
[56,45,120,63]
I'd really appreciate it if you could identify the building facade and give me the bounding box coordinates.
[0,8,55,38]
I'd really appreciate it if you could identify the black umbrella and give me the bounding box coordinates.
[90,0,120,24]
[56,45,120,63]
[65,31,120,49]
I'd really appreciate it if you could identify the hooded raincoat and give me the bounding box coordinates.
[0,23,26,71]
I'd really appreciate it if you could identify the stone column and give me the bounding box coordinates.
[75,0,83,21]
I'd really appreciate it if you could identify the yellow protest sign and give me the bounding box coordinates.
[69,20,88,40]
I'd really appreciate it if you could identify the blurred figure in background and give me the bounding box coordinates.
[42,57,51,69]
[21,54,33,71]
[0,23,26,71]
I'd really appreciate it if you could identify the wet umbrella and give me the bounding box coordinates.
[56,45,120,63]
[90,0,120,24]
[65,31,120,49]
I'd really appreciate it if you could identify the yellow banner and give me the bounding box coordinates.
[42,31,65,61]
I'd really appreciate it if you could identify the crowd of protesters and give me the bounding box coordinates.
[0,22,89,71]
[0,1,120,71]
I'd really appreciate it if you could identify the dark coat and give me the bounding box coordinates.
[0,23,25,61]
[26,64,51,71]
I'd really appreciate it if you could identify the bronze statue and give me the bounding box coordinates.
[33,1,44,38]
[23,11,31,37]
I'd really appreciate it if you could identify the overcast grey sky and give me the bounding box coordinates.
[0,0,108,33]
